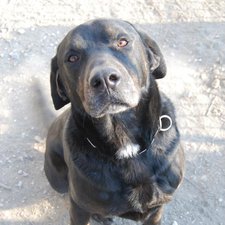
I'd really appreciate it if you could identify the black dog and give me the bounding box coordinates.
[44,19,184,225]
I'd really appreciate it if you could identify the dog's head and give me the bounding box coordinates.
[50,19,166,118]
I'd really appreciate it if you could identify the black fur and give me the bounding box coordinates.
[44,19,184,225]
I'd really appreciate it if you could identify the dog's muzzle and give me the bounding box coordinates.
[81,55,141,118]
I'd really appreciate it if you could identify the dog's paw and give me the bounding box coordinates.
[91,214,113,225]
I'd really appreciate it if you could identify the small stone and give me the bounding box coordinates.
[34,135,42,143]
[21,198,27,203]
[6,159,12,163]
[201,175,207,181]
[9,51,20,61]
[18,170,28,177]
[23,154,33,161]
[8,88,13,93]
[22,172,28,177]
[219,198,223,202]
[18,170,23,175]
[200,73,207,80]
[212,79,220,89]
[172,221,178,225]
[17,28,25,34]
[41,49,46,54]
[16,181,23,188]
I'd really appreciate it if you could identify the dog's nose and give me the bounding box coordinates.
[90,71,121,90]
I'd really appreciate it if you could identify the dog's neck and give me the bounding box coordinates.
[71,80,162,158]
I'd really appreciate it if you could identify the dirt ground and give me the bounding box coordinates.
[0,0,225,225]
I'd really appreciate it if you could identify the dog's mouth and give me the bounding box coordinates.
[83,95,136,118]
[104,101,130,113]
[88,99,131,118]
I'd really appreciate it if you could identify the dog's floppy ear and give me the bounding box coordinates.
[50,56,70,110]
[138,30,167,79]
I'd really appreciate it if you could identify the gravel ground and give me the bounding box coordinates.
[0,1,225,225]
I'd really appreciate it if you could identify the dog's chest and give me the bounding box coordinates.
[72,149,171,214]
[95,154,158,211]
[119,157,155,211]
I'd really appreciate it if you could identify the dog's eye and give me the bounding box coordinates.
[68,55,80,63]
[117,38,129,47]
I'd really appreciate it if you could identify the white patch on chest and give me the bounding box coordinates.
[116,143,140,159]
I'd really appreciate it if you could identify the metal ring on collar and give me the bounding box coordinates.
[159,115,173,132]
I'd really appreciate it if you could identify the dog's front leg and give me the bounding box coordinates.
[143,206,163,225]
[69,197,91,225]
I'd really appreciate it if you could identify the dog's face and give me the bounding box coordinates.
[51,19,166,118]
